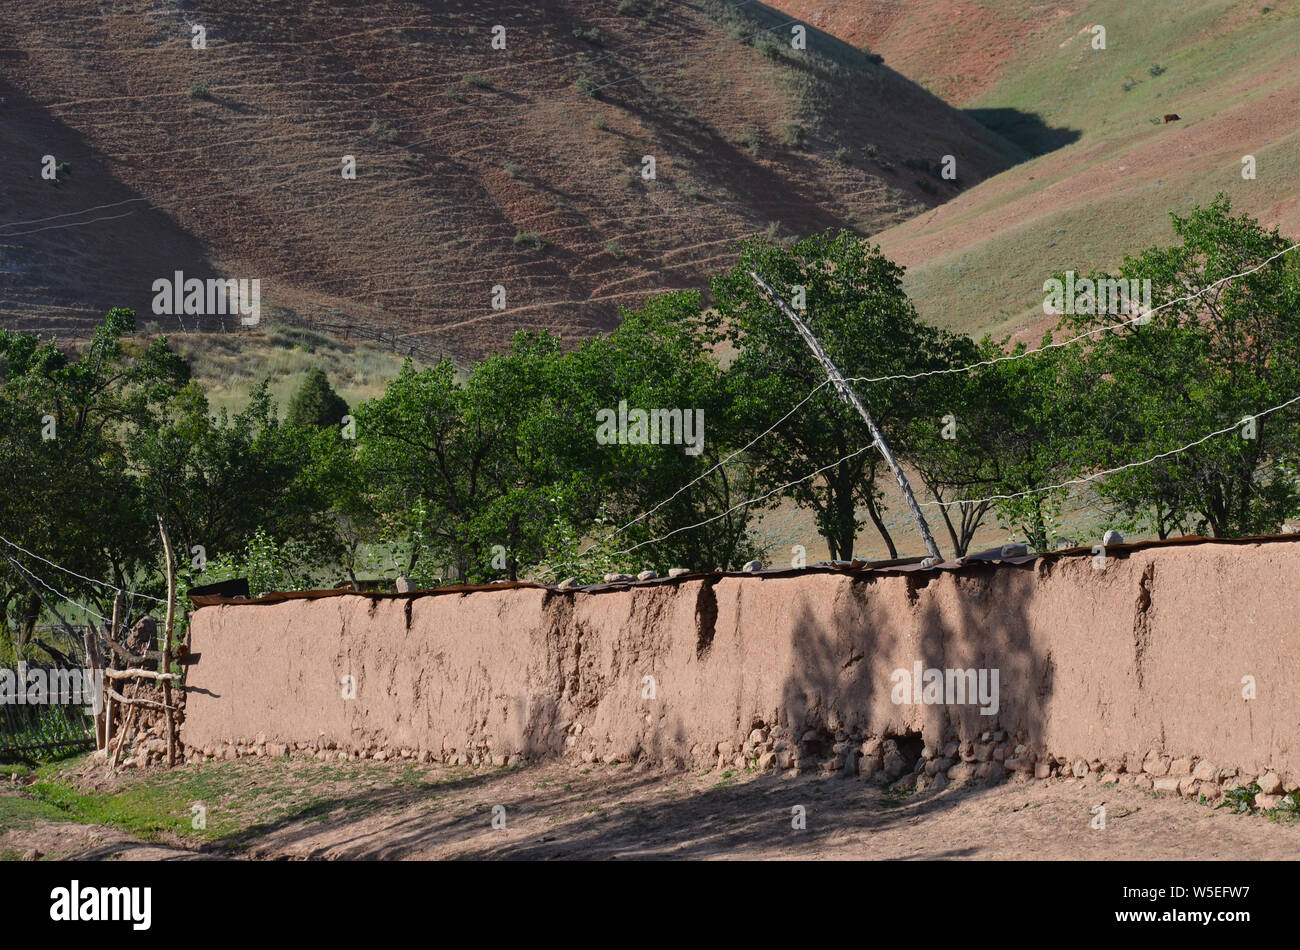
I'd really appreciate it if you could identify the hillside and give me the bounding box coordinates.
[770,0,1300,343]
[0,0,1020,362]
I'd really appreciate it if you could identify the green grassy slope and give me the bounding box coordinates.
[874,0,1300,340]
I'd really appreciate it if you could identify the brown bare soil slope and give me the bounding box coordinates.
[766,0,1077,105]
[0,0,1019,360]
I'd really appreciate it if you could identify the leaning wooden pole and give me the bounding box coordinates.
[103,591,122,755]
[110,685,138,771]
[749,271,944,562]
[157,516,178,767]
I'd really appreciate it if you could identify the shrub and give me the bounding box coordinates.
[503,161,524,178]
[286,367,349,429]
[575,75,600,98]
[834,146,853,165]
[780,121,806,148]
[196,528,322,599]
[755,34,782,59]
[189,81,211,99]
[1148,63,1166,77]
[513,231,545,251]
[605,240,627,261]
[368,120,398,142]
[464,73,493,89]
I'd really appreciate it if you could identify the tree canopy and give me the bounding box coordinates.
[6,200,1300,660]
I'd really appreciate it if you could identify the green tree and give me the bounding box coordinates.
[455,333,600,581]
[285,367,349,429]
[1063,196,1300,537]
[982,339,1081,550]
[897,342,1001,557]
[301,425,383,588]
[0,310,187,654]
[709,230,970,561]
[354,338,604,584]
[558,291,766,576]
[130,380,327,574]
[352,300,764,585]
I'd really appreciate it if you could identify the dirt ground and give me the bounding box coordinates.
[3,758,1298,861]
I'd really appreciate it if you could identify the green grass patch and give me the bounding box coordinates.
[5,757,453,845]
[898,135,1300,341]
[143,321,415,417]
[0,788,71,830]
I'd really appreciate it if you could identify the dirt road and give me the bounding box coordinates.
[3,758,1297,860]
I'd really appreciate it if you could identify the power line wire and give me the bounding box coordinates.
[920,394,1300,509]
[575,245,1300,559]
[590,393,1300,563]
[0,534,166,603]
[5,555,112,624]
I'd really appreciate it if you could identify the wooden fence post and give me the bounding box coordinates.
[103,591,122,756]
[81,627,104,750]
[157,516,178,768]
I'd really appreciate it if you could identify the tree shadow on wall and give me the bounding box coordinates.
[201,567,1052,859]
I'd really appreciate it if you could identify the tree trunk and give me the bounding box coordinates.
[862,492,897,560]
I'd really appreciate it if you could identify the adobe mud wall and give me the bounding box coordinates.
[181,541,1300,804]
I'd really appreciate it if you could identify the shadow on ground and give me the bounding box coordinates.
[203,759,1021,860]
[963,108,1082,158]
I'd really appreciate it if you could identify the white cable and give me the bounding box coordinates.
[5,556,111,624]
[585,393,1300,561]
[579,379,833,553]
[921,394,1300,509]
[566,245,1300,563]
[0,534,166,603]
[609,442,876,558]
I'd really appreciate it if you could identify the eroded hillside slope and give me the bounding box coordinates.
[0,0,1020,359]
